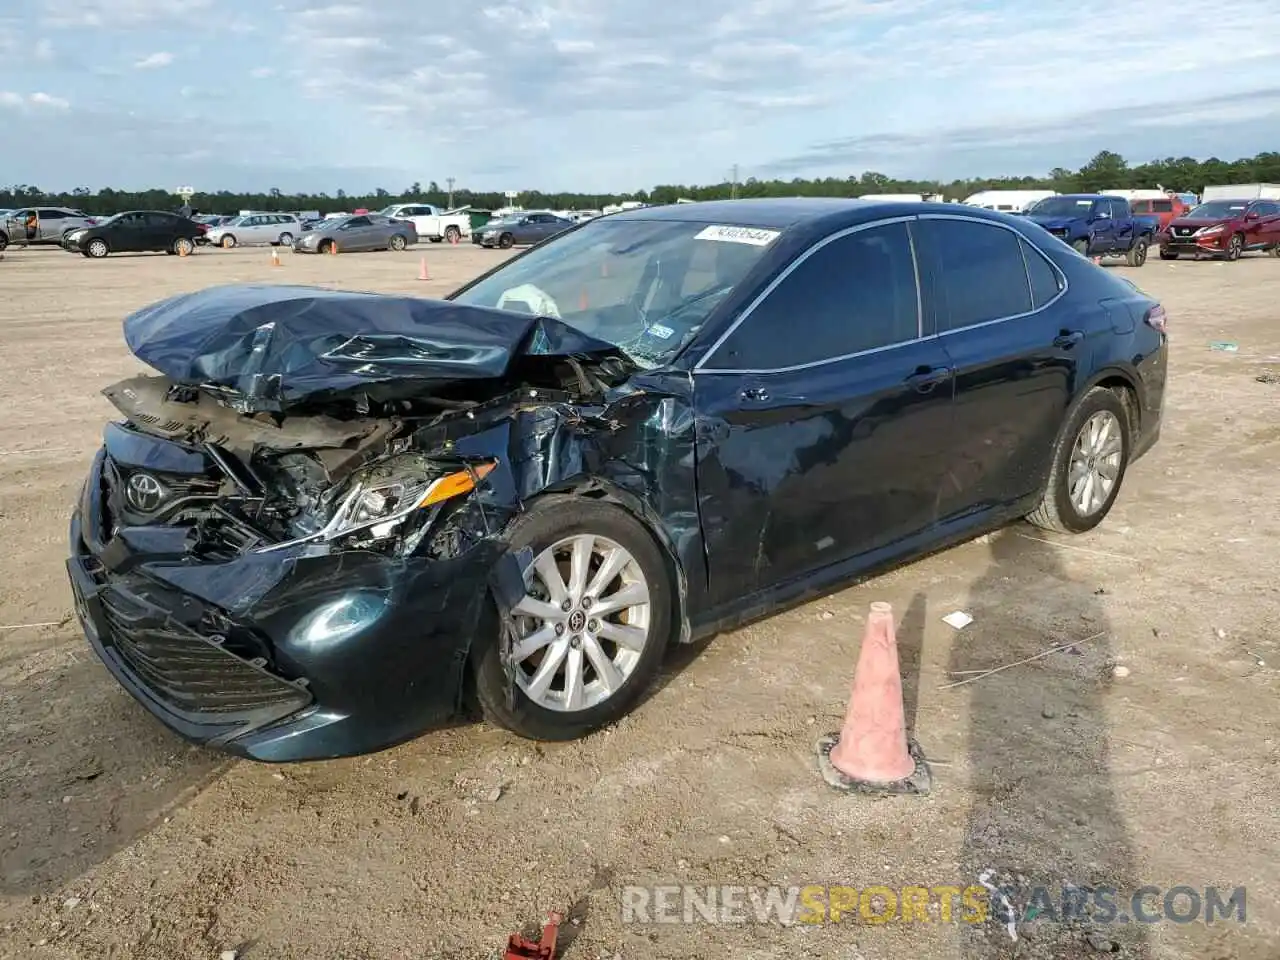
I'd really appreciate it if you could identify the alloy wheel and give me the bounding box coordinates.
[1068,411,1123,517]
[508,534,652,712]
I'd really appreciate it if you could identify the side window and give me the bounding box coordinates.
[39,208,65,220]
[145,213,175,227]
[1020,239,1063,309]
[346,216,371,227]
[917,219,1032,330]
[1255,202,1279,216]
[707,222,919,371]
[1110,199,1127,219]
[1152,200,1173,212]
[1131,201,1149,213]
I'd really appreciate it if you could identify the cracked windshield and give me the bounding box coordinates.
[451,219,774,368]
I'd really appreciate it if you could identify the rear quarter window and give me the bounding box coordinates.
[915,218,1033,330]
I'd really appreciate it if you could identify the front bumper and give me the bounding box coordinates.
[1161,230,1227,256]
[67,433,501,762]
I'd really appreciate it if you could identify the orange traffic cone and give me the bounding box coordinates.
[578,289,588,310]
[816,602,931,795]
[418,257,430,281]
[270,247,281,267]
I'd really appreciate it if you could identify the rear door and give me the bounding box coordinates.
[913,214,1084,521]
[143,212,179,249]
[692,218,957,604]
[1256,201,1280,247]
[37,208,66,241]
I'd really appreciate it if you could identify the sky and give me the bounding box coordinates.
[2,0,1280,195]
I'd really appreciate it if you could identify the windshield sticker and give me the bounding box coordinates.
[695,224,780,246]
[647,323,675,340]
[1075,200,1092,206]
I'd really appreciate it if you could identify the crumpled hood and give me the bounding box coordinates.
[123,283,623,413]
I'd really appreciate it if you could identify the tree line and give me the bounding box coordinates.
[4,150,1279,216]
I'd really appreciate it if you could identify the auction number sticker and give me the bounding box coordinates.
[695,225,780,245]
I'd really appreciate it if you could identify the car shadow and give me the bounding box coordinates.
[0,644,229,897]
[950,527,1150,956]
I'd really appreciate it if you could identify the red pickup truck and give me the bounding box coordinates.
[1129,197,1190,235]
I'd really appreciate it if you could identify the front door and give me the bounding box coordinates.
[692,219,957,606]
[111,213,148,252]
[1089,199,1117,252]
[912,215,1084,521]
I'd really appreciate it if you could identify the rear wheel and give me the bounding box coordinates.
[1269,245,1280,258]
[172,236,194,257]
[388,233,407,251]
[1026,387,1131,535]
[86,238,109,259]
[278,232,293,246]
[1125,238,1148,267]
[472,498,673,741]
[445,225,461,243]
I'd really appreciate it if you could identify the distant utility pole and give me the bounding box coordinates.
[730,164,739,200]
[446,177,455,208]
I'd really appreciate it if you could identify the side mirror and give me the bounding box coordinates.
[1245,212,1260,221]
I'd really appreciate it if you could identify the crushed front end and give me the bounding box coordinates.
[67,285,651,761]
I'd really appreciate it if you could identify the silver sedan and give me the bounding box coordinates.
[292,214,419,254]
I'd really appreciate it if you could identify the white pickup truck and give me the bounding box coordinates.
[377,204,470,243]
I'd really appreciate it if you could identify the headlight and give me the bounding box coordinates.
[260,458,496,553]
[67,230,85,241]
[1199,225,1223,236]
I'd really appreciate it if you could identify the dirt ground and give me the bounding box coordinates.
[0,240,1277,960]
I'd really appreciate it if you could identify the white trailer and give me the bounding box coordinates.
[963,189,1056,212]
[1201,183,1280,201]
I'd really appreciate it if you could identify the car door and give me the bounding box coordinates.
[1089,199,1116,252]
[1242,201,1278,248]
[692,218,957,604]
[912,214,1085,522]
[111,213,148,252]
[1258,201,1280,247]
[339,215,374,250]
[143,212,179,249]
[37,208,66,241]
[1110,199,1137,249]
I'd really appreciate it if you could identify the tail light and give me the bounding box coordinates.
[196,223,208,233]
[1144,304,1167,333]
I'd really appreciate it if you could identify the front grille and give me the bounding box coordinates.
[99,587,310,730]
[1172,226,1197,237]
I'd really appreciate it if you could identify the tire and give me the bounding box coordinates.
[471,497,674,741]
[388,233,407,251]
[445,225,461,244]
[220,234,237,249]
[319,239,335,255]
[429,236,443,243]
[86,238,109,259]
[1225,233,1244,261]
[498,232,514,249]
[1125,237,1148,267]
[1269,246,1280,258]
[172,237,194,257]
[1159,248,1178,260]
[1026,387,1131,535]
[1072,238,1089,256]
[278,232,293,246]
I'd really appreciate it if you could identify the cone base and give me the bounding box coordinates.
[815,734,931,796]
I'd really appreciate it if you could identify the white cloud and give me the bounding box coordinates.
[250,67,275,79]
[0,90,70,110]
[41,0,213,28]
[134,51,173,69]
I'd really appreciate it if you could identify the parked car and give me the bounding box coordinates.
[61,210,207,258]
[1159,198,1280,260]
[67,198,1167,761]
[474,211,574,248]
[291,213,418,254]
[1129,196,1189,236]
[1025,195,1159,265]
[378,203,470,243]
[205,213,303,249]
[0,206,98,250]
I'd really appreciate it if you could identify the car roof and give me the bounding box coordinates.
[609,197,1025,233]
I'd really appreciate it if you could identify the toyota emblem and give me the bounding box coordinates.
[125,472,165,512]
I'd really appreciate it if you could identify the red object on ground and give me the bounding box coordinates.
[504,911,562,959]
[828,602,915,783]
[418,257,429,280]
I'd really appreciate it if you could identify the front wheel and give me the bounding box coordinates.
[1026,387,1131,535]
[86,238,109,259]
[498,232,514,249]
[1225,233,1244,261]
[471,498,673,741]
[1159,248,1178,260]
[220,234,237,249]
[388,233,407,251]
[1125,238,1148,267]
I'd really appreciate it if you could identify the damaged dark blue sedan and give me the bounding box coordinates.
[67,198,1167,761]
